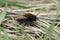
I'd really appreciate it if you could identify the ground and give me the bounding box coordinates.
[0,0,60,40]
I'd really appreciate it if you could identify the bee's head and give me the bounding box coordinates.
[31,15,37,21]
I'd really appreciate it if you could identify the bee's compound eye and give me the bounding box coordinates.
[32,15,36,21]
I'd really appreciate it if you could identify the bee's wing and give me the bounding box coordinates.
[15,15,27,23]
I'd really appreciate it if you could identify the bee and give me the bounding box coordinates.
[15,13,37,26]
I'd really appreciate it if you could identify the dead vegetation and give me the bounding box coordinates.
[0,0,60,40]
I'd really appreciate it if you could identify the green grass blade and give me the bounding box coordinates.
[0,33,2,40]
[0,0,9,40]
[4,31,9,40]
[43,21,56,40]
[0,27,3,40]
[16,24,30,40]
[20,25,30,40]
[43,1,60,40]
[57,34,60,40]
[0,0,31,8]
[0,0,7,24]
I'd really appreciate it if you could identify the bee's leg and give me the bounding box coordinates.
[19,19,26,24]
[30,21,34,26]
[30,22,40,28]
